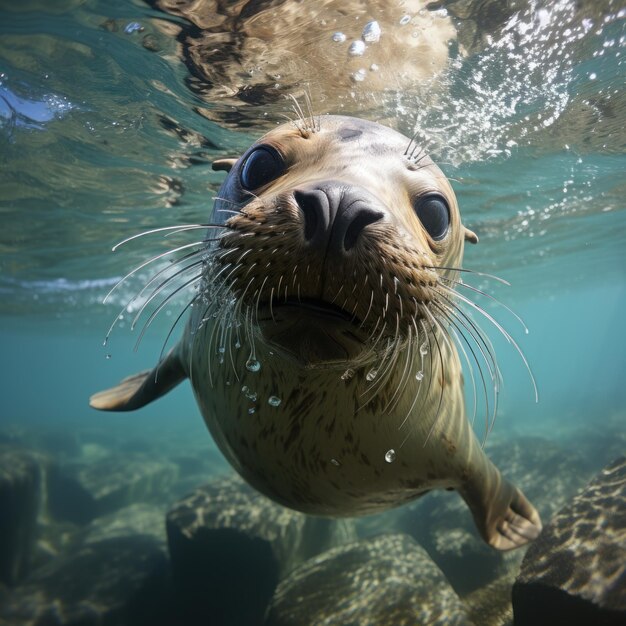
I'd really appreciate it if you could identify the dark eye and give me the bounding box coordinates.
[240,145,285,190]
[413,194,450,241]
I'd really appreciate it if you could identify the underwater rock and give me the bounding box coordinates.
[0,424,81,460]
[464,574,516,626]
[265,533,472,626]
[0,447,43,585]
[79,503,167,547]
[392,436,590,594]
[512,457,626,626]
[47,453,179,523]
[166,473,356,626]
[0,535,171,626]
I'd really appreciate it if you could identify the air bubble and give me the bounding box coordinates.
[330,458,341,467]
[105,354,111,360]
[385,449,396,463]
[415,371,424,381]
[246,358,261,372]
[268,396,282,407]
[420,343,428,356]
[366,369,378,382]
[332,32,346,43]
[399,15,411,26]
[351,69,367,82]
[248,407,256,415]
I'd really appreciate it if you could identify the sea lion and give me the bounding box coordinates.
[91,114,542,550]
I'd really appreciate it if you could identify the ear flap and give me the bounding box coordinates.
[464,226,479,244]
[212,158,238,172]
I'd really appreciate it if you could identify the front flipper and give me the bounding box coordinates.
[461,462,542,551]
[89,349,186,411]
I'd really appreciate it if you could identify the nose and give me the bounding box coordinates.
[293,182,384,254]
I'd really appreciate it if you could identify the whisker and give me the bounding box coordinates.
[440,276,528,333]
[103,241,208,304]
[438,284,537,402]
[437,302,495,444]
[156,294,199,379]
[112,224,224,251]
[425,266,510,286]
[133,273,203,352]
[130,259,205,332]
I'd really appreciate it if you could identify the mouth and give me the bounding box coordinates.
[271,298,356,323]
[256,297,368,366]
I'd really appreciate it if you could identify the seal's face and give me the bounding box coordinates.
[208,115,469,368]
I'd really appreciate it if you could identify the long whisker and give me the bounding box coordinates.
[103,240,209,304]
[112,224,224,251]
[425,266,510,286]
[438,283,537,402]
[156,294,200,379]
[440,276,528,333]
[133,273,203,352]
[130,259,205,331]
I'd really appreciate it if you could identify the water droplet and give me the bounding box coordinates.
[366,369,378,382]
[332,31,346,43]
[341,368,355,381]
[385,449,396,463]
[234,340,241,349]
[268,396,282,407]
[351,69,367,82]
[246,358,261,372]
[248,407,256,415]
[348,40,366,56]
[242,386,257,400]
[361,20,381,43]
[330,458,341,467]
[399,15,411,26]
[218,346,226,353]
[415,371,424,381]
[420,343,428,356]
[369,63,379,72]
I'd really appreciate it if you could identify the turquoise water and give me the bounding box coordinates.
[1,0,624,623]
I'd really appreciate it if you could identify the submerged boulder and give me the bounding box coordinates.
[265,533,472,626]
[79,502,167,547]
[0,447,44,585]
[0,535,170,626]
[47,453,179,523]
[512,457,626,626]
[166,473,355,626]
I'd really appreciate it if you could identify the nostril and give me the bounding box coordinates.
[344,208,383,250]
[294,189,327,241]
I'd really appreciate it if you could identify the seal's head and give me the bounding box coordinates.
[208,115,477,368]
